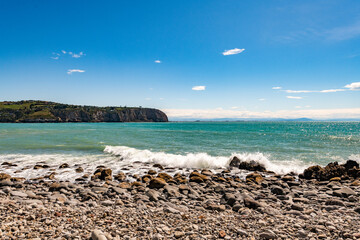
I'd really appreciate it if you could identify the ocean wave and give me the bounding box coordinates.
[104,145,309,174]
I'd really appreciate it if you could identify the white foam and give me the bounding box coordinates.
[104,146,229,169]
[104,145,309,174]
[2,145,352,181]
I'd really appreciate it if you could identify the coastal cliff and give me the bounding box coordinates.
[0,100,168,123]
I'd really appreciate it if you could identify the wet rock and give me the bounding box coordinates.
[114,172,126,182]
[157,172,173,182]
[189,171,209,183]
[59,163,70,169]
[92,168,112,181]
[148,169,157,175]
[149,178,167,189]
[1,162,17,167]
[153,164,164,170]
[302,160,360,181]
[229,156,241,167]
[246,172,264,184]
[329,177,341,181]
[281,175,295,182]
[0,173,11,180]
[33,164,50,169]
[118,182,131,189]
[229,157,266,171]
[75,167,84,173]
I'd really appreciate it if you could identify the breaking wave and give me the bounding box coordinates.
[104,145,309,174]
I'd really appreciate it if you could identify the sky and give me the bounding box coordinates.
[0,0,360,120]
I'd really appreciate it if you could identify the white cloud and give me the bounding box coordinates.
[145,98,151,101]
[51,56,59,60]
[258,98,266,101]
[287,96,303,99]
[231,106,239,109]
[284,88,347,93]
[222,48,245,56]
[320,89,346,93]
[154,60,161,63]
[54,50,85,59]
[162,108,360,120]
[295,106,302,109]
[344,82,360,90]
[272,87,282,90]
[71,52,85,58]
[192,86,206,91]
[67,69,85,74]
[285,90,314,93]
[159,98,164,100]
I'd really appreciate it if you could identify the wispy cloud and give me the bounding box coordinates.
[344,82,360,90]
[71,52,85,58]
[326,21,360,41]
[285,90,314,93]
[52,50,85,60]
[277,21,360,43]
[287,96,303,99]
[163,108,360,120]
[192,86,206,91]
[272,82,355,94]
[222,48,245,56]
[320,89,346,93]
[154,60,161,63]
[258,98,266,101]
[145,98,151,101]
[67,69,85,74]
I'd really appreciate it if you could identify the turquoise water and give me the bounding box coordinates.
[0,122,359,179]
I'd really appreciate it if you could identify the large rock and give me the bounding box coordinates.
[149,177,167,189]
[229,157,266,172]
[301,160,359,181]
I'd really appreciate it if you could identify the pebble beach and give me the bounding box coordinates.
[1,159,359,240]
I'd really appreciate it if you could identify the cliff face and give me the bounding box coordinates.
[0,101,168,123]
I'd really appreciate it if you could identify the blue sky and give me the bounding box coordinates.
[0,0,359,119]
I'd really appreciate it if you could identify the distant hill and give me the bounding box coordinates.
[0,100,168,123]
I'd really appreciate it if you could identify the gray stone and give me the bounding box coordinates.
[91,229,107,240]
[259,230,277,239]
[10,191,28,198]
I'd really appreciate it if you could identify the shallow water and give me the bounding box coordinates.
[0,122,359,180]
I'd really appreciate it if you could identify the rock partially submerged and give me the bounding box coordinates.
[229,156,266,172]
[300,160,359,181]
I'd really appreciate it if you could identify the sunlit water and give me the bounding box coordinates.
[0,122,359,180]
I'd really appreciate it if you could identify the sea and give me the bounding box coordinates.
[0,121,359,181]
